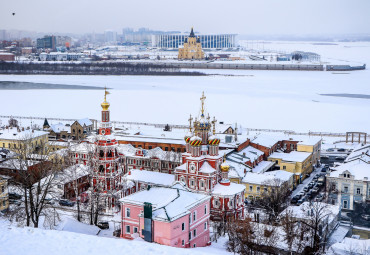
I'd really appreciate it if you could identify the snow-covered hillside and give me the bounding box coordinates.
[0,219,229,255]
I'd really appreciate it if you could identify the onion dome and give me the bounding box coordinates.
[184,131,192,143]
[190,136,202,146]
[101,88,110,111]
[208,135,220,145]
[220,162,230,172]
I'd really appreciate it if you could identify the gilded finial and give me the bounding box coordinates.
[188,114,193,132]
[200,91,206,116]
[212,116,217,135]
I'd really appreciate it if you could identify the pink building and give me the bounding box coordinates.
[120,185,211,248]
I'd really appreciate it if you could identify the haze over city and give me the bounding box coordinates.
[1,0,370,35]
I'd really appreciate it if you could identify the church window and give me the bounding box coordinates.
[193,211,196,221]
[134,227,138,233]
[99,150,104,158]
[107,150,112,157]
[99,165,104,173]
[126,208,130,218]
[182,223,185,231]
[126,225,130,233]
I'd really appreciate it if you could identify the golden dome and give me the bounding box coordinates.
[220,162,230,172]
[101,88,110,111]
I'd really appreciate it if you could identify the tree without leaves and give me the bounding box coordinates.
[254,178,291,223]
[7,133,66,228]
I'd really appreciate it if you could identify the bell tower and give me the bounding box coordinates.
[99,88,111,135]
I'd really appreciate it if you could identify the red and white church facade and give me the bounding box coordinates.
[174,92,245,221]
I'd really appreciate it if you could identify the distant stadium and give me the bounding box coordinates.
[151,33,237,49]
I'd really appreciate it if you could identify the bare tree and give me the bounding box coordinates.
[254,178,291,223]
[7,133,66,228]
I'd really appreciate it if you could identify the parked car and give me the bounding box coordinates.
[327,149,335,152]
[97,221,109,229]
[291,197,298,204]
[9,193,22,200]
[9,199,21,206]
[308,183,314,189]
[337,148,346,152]
[361,214,370,221]
[59,200,75,207]
[303,187,309,192]
[315,194,324,202]
[312,187,320,193]
[297,197,306,205]
[293,194,301,200]
[298,191,305,197]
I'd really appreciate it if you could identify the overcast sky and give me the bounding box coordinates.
[1,0,369,35]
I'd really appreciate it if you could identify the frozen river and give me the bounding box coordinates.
[0,41,369,133]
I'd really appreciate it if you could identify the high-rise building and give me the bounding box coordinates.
[36,35,56,50]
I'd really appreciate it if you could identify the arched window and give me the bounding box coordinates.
[107,150,112,157]
[99,150,104,158]
[99,165,104,173]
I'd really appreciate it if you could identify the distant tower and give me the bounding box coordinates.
[92,88,122,211]
[178,27,204,60]
[43,118,50,130]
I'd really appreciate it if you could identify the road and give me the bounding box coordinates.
[291,166,323,198]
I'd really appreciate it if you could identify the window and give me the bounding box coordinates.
[204,205,207,214]
[357,188,361,195]
[283,166,286,170]
[204,222,207,230]
[126,208,130,218]
[193,211,196,222]
[193,244,196,248]
[193,229,197,237]
[344,186,348,193]
[249,186,253,192]
[189,232,191,241]
[343,200,348,209]
[182,223,185,231]
[134,227,138,233]
[148,146,152,149]
[182,240,185,246]
[1,186,4,193]
[165,147,168,151]
[257,186,260,193]
[126,225,130,233]
[189,215,191,224]
[191,180,194,186]
[264,187,268,192]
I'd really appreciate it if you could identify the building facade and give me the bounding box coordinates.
[178,28,204,60]
[120,186,211,248]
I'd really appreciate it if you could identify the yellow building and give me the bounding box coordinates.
[296,138,321,167]
[0,175,9,212]
[241,170,294,200]
[0,127,49,152]
[178,27,204,60]
[268,151,313,185]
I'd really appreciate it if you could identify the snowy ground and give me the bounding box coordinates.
[0,217,230,255]
[0,41,369,133]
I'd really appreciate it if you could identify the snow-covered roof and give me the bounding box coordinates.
[0,127,48,140]
[0,159,40,170]
[251,160,275,173]
[125,170,175,187]
[212,182,245,196]
[50,123,70,133]
[242,170,293,185]
[327,237,370,255]
[57,164,90,184]
[268,151,311,163]
[77,118,93,127]
[69,142,95,154]
[249,134,280,148]
[199,161,216,174]
[345,143,370,163]
[120,186,210,222]
[329,159,370,180]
